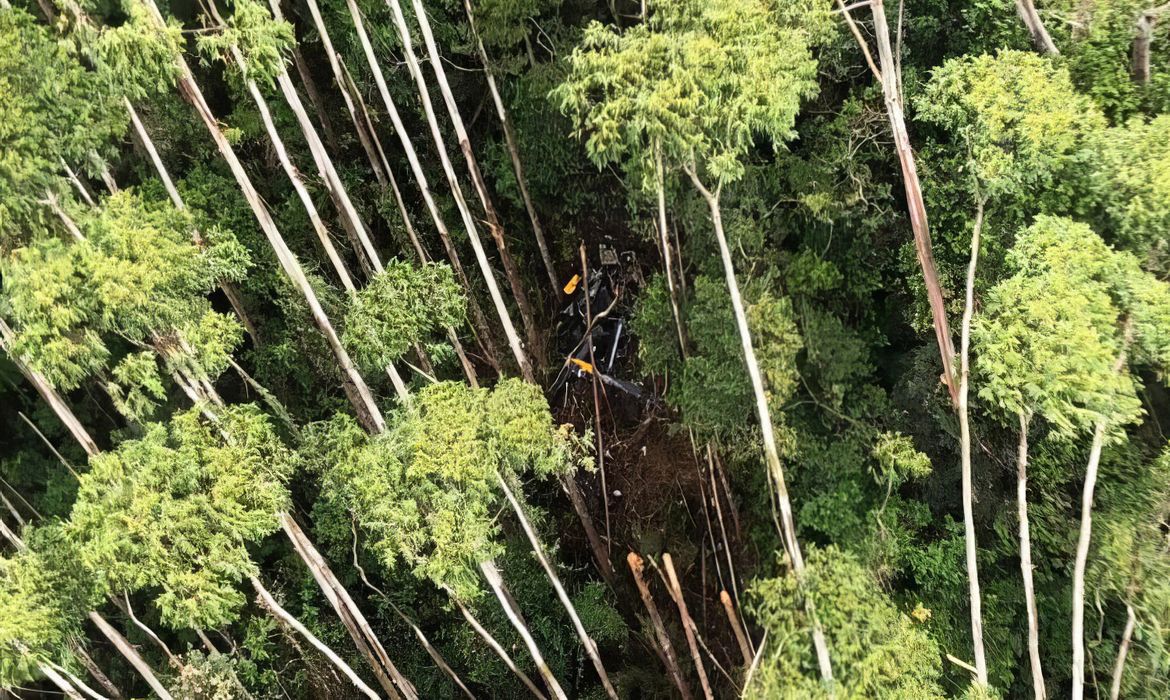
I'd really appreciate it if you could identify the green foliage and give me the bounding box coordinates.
[556,0,831,186]
[342,261,464,369]
[75,2,184,102]
[747,546,945,698]
[196,0,295,88]
[917,51,1104,196]
[1091,115,1170,263]
[0,8,123,246]
[307,379,584,601]
[871,431,932,488]
[173,650,254,700]
[68,405,292,630]
[106,351,167,423]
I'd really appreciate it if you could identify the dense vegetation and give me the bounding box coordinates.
[0,0,1168,697]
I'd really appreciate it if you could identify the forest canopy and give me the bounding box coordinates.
[1,0,1169,697]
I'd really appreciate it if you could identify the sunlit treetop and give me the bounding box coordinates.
[342,260,465,371]
[62,0,184,103]
[975,215,1170,437]
[67,405,293,630]
[555,0,832,189]
[307,379,586,601]
[1091,115,1170,265]
[917,50,1105,198]
[2,187,249,391]
[0,8,124,247]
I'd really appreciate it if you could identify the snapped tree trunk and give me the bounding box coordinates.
[661,553,713,700]
[88,611,173,700]
[479,559,568,700]
[382,0,536,383]
[37,662,86,700]
[865,0,959,406]
[250,576,381,700]
[1014,0,1060,55]
[1017,412,1045,699]
[685,169,834,685]
[139,0,386,432]
[1133,4,1168,83]
[464,0,559,297]
[957,198,989,686]
[406,0,543,365]
[1110,604,1137,700]
[626,553,691,700]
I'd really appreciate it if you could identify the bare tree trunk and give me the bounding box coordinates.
[1016,412,1046,699]
[720,590,753,667]
[0,319,100,456]
[406,0,542,364]
[560,474,616,587]
[495,472,618,698]
[139,0,385,432]
[684,169,834,685]
[337,0,506,374]
[655,143,688,357]
[382,0,535,383]
[957,198,989,686]
[37,662,86,700]
[1015,0,1060,54]
[288,44,340,153]
[861,0,959,406]
[1072,324,1133,700]
[250,576,381,700]
[452,596,548,700]
[1133,5,1168,83]
[479,559,568,700]
[465,0,559,297]
[280,512,416,700]
[661,553,713,700]
[72,645,123,699]
[88,612,174,700]
[1110,605,1137,700]
[50,660,111,700]
[626,553,691,700]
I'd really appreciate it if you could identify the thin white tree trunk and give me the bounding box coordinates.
[685,169,834,685]
[626,553,691,699]
[464,0,559,297]
[1072,325,1132,700]
[139,0,385,432]
[1110,604,1136,700]
[88,611,174,700]
[280,512,416,700]
[49,660,109,700]
[0,319,100,457]
[406,0,541,360]
[957,198,989,686]
[1017,412,1045,699]
[479,559,568,700]
[250,576,381,700]
[662,553,713,700]
[452,596,548,700]
[382,0,535,382]
[495,472,618,699]
[337,0,504,373]
[37,661,86,700]
[655,144,687,357]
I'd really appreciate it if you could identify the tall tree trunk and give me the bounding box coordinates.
[249,576,381,700]
[280,513,416,700]
[559,473,616,587]
[863,0,959,406]
[288,43,340,154]
[495,472,618,699]
[122,98,260,345]
[72,645,123,699]
[957,198,989,686]
[381,0,535,383]
[405,0,542,365]
[452,596,548,700]
[684,169,834,685]
[0,319,100,456]
[1109,604,1137,700]
[464,0,559,297]
[1072,322,1133,700]
[479,559,568,700]
[336,0,505,374]
[1015,0,1060,54]
[37,662,86,700]
[1017,411,1045,699]
[139,0,386,432]
[655,143,688,357]
[87,612,174,700]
